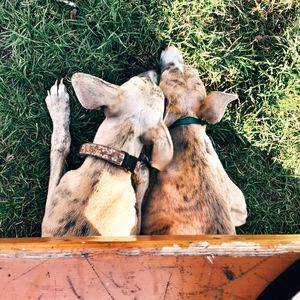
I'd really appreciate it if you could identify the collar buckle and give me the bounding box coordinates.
[121,152,138,172]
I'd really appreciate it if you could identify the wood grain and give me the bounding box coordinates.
[0,235,299,299]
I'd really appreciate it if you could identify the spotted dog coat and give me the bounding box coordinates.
[141,46,247,235]
[42,71,173,237]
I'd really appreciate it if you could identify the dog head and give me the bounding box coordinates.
[71,71,173,170]
[160,45,238,126]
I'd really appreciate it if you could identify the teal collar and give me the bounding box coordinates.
[169,117,209,129]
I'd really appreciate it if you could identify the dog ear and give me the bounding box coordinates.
[71,73,120,111]
[198,91,238,124]
[141,120,173,171]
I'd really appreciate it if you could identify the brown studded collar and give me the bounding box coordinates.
[79,143,150,173]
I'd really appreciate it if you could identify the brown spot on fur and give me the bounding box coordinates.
[76,223,89,236]
[59,218,65,224]
[58,218,76,235]
[91,179,98,189]
[149,223,170,235]
[171,79,185,87]
[92,170,101,178]
[175,206,190,214]
[72,198,80,204]
[162,63,175,70]
[60,189,71,198]
[153,88,163,98]
[182,140,189,150]
[131,174,138,193]
[51,197,58,208]
[167,67,180,75]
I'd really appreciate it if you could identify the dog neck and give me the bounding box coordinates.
[170,124,206,156]
[80,117,142,235]
[92,117,143,159]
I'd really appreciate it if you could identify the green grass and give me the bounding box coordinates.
[0,0,299,237]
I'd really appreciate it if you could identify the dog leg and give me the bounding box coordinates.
[132,162,149,234]
[45,79,71,209]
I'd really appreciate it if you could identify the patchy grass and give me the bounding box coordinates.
[0,0,299,237]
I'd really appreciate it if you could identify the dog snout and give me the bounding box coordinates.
[160,45,183,68]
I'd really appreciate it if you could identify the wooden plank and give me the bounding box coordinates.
[0,235,299,299]
[1,234,300,251]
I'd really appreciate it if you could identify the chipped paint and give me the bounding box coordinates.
[0,237,299,259]
[206,255,215,264]
[116,240,300,257]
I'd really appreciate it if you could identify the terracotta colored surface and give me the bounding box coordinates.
[0,235,299,300]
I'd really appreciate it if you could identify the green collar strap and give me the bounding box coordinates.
[169,117,209,129]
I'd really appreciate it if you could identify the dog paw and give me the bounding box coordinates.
[45,79,70,129]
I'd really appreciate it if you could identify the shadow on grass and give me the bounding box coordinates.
[0,0,298,236]
[203,0,300,233]
[207,122,300,234]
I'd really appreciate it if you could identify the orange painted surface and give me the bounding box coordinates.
[0,235,299,299]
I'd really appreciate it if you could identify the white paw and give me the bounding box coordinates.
[45,79,70,128]
[160,45,184,69]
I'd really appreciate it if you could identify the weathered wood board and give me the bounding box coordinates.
[0,235,299,299]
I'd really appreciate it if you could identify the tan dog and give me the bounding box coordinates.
[42,71,173,236]
[141,46,247,234]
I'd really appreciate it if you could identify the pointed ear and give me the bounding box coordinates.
[141,120,173,171]
[198,92,238,124]
[71,73,120,110]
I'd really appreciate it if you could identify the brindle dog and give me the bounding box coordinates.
[142,46,247,234]
[42,71,173,236]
